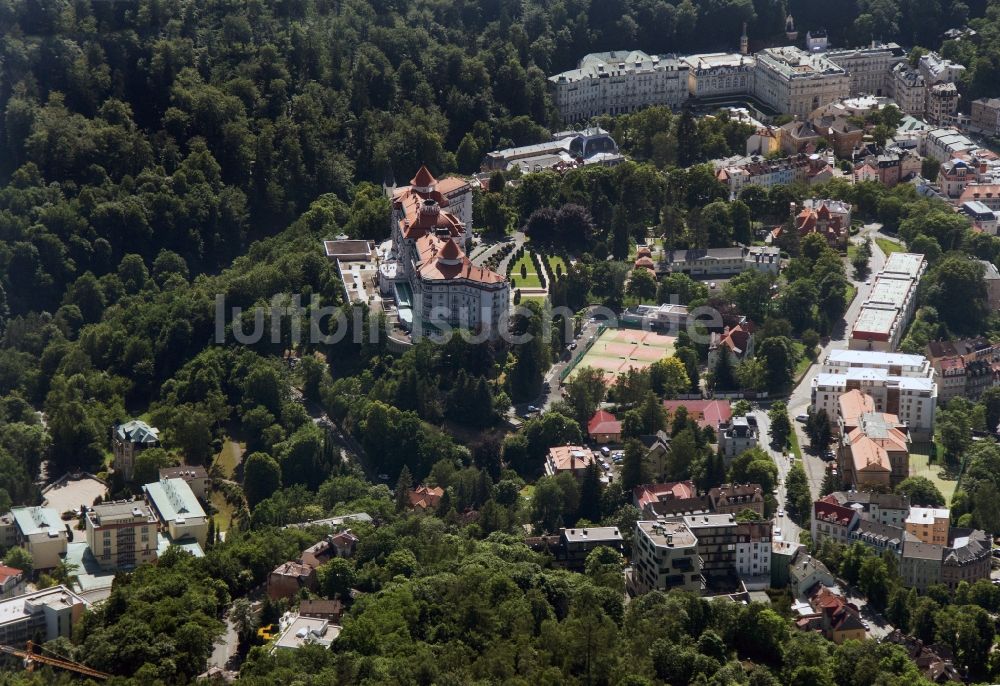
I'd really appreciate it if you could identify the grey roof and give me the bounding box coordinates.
[903,540,944,562]
[852,519,914,546]
[115,419,159,446]
[561,526,622,543]
[10,507,64,538]
[944,528,990,566]
[143,478,206,524]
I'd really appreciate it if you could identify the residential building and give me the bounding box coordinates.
[112,419,160,482]
[838,393,910,489]
[157,465,211,501]
[917,52,966,86]
[587,410,622,444]
[656,246,780,277]
[805,29,828,53]
[753,47,850,118]
[926,82,960,125]
[545,446,598,480]
[788,548,836,597]
[826,43,906,97]
[746,126,782,156]
[268,561,318,601]
[273,614,338,651]
[823,349,934,379]
[884,631,963,683]
[639,431,674,481]
[630,520,703,595]
[682,513,739,582]
[771,539,805,588]
[900,540,943,590]
[812,365,937,441]
[707,322,755,370]
[408,485,444,511]
[481,128,625,173]
[889,63,926,116]
[633,481,707,519]
[301,530,358,568]
[560,527,624,570]
[299,599,344,623]
[0,586,87,647]
[717,416,759,461]
[905,507,950,546]
[959,184,1000,211]
[548,51,689,122]
[0,565,25,599]
[662,399,733,431]
[849,519,913,557]
[0,513,16,550]
[820,115,865,158]
[84,501,158,571]
[826,490,909,528]
[777,201,848,249]
[940,528,991,589]
[801,585,867,643]
[960,201,998,234]
[735,520,771,588]
[6,507,68,570]
[849,252,926,352]
[681,53,755,100]
[939,159,976,199]
[971,97,1000,135]
[708,484,765,517]
[811,497,860,546]
[715,153,833,197]
[779,120,823,155]
[143,477,208,546]
[386,166,508,338]
[926,338,1000,404]
[922,128,978,162]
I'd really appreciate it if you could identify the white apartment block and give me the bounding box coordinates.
[826,43,906,97]
[681,53,755,100]
[971,98,1000,136]
[735,520,772,589]
[812,368,937,441]
[823,350,934,378]
[926,82,960,125]
[85,501,158,571]
[889,63,926,116]
[753,47,850,119]
[4,507,68,571]
[922,128,978,163]
[631,520,703,595]
[549,51,689,122]
[0,586,86,647]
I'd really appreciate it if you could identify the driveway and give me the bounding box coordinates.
[785,224,887,498]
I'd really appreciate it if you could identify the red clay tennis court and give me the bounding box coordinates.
[565,327,676,385]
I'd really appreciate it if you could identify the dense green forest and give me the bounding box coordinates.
[3,0,1000,683]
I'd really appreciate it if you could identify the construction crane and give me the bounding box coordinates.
[0,640,110,680]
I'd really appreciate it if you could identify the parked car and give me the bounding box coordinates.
[613,455,623,464]
[709,282,717,289]
[777,509,785,517]
[527,405,540,413]
[773,528,782,538]
[601,446,611,456]
[796,414,809,423]
[569,342,577,350]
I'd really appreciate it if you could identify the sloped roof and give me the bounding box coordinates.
[662,400,732,429]
[410,165,437,188]
[587,410,621,436]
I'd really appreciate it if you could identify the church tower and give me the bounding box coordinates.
[740,22,749,55]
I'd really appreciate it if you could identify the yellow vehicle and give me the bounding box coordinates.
[257,624,275,641]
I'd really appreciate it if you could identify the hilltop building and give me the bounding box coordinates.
[112,419,159,481]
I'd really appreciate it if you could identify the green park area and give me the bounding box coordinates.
[909,445,958,505]
[509,252,542,289]
[875,237,903,256]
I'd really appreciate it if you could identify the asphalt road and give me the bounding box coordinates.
[751,407,802,544]
[786,224,888,499]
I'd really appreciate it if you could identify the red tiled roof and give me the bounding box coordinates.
[588,410,621,436]
[633,481,698,509]
[410,165,437,188]
[415,234,505,284]
[409,485,444,510]
[813,500,856,526]
[0,564,22,585]
[634,256,655,268]
[662,400,732,429]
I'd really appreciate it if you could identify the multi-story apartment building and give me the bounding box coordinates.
[682,513,738,582]
[917,52,966,86]
[926,338,1000,405]
[825,490,909,528]
[548,51,689,122]
[905,507,950,546]
[715,153,833,198]
[682,53,755,100]
[559,527,624,571]
[971,97,1000,136]
[735,520,771,588]
[926,82,960,125]
[112,419,160,482]
[900,540,943,590]
[717,417,759,461]
[826,43,906,97]
[922,128,978,162]
[940,528,991,590]
[849,252,926,353]
[837,390,910,489]
[158,465,211,501]
[631,520,702,595]
[959,184,1000,211]
[143,477,209,546]
[544,446,598,480]
[889,63,926,115]
[4,507,68,570]
[812,371,936,440]
[707,484,765,517]
[753,47,850,119]
[385,167,509,338]
[811,497,859,546]
[0,586,87,647]
[85,501,158,571]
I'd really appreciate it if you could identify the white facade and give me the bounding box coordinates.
[682,53,755,99]
[826,43,906,97]
[549,51,689,122]
[754,47,850,119]
[889,63,927,116]
[812,371,937,440]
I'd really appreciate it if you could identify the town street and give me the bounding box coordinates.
[751,407,802,545]
[787,224,888,498]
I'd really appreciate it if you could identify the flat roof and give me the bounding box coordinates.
[143,478,206,524]
[0,586,87,628]
[682,52,753,70]
[637,520,697,548]
[683,513,738,529]
[853,305,899,335]
[814,371,936,391]
[868,276,914,308]
[562,526,622,543]
[274,616,339,650]
[10,507,64,538]
[882,252,926,278]
[88,501,157,526]
[825,349,927,368]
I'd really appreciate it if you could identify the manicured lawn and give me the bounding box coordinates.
[511,253,534,274]
[511,273,542,289]
[545,255,567,278]
[909,446,957,505]
[875,237,903,256]
[213,438,244,479]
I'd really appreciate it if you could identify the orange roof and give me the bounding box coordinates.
[0,564,22,584]
[662,400,732,429]
[633,481,698,509]
[637,246,652,257]
[848,435,892,474]
[547,446,597,472]
[409,485,444,510]
[410,165,437,188]
[634,256,655,268]
[838,390,875,430]
[415,234,505,285]
[588,410,621,436]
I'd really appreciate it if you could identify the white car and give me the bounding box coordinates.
[795,414,809,423]
[773,528,782,538]
[777,509,785,517]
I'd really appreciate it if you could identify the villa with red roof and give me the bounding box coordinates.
[587,410,621,444]
[662,399,733,430]
[382,166,509,338]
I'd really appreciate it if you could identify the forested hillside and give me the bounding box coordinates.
[3,1,1000,684]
